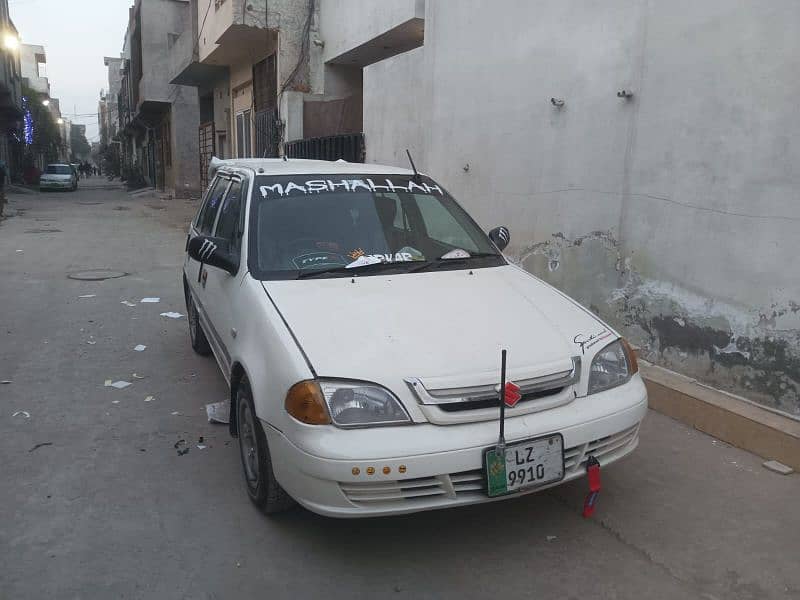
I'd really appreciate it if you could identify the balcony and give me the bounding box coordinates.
[169,26,227,88]
[196,0,278,68]
[320,0,424,67]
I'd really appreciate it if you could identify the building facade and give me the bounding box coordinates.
[0,0,23,179]
[317,0,800,415]
[114,0,200,197]
[169,0,330,188]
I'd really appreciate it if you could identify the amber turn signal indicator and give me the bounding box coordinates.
[285,380,331,425]
[621,338,639,375]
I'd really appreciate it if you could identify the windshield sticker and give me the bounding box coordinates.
[259,179,444,198]
[345,246,424,265]
[573,329,613,354]
[293,252,346,270]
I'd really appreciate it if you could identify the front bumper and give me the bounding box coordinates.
[40,180,73,190]
[264,375,648,517]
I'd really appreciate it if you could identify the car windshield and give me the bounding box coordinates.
[45,165,72,175]
[251,174,503,279]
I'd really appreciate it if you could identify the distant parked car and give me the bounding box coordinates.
[40,164,77,192]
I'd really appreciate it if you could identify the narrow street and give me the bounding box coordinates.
[0,183,798,600]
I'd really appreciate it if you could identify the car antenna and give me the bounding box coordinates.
[406,149,422,184]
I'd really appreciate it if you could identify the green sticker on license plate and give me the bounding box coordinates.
[484,434,565,497]
[485,449,509,497]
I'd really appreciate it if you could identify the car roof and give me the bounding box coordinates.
[210,157,417,178]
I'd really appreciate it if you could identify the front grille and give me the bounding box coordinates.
[436,387,566,412]
[339,424,640,507]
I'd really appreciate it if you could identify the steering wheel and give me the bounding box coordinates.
[286,238,347,268]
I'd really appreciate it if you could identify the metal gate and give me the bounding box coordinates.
[285,133,365,163]
[254,108,279,158]
[198,121,215,190]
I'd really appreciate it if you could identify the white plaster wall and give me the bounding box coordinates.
[359,0,800,412]
[363,46,426,169]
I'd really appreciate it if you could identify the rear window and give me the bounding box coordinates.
[45,165,72,175]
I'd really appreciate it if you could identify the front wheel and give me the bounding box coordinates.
[237,379,295,514]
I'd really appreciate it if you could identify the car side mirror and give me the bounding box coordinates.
[187,235,238,275]
[488,226,511,251]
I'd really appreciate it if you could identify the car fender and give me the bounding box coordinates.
[228,275,313,434]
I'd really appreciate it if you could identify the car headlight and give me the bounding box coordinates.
[587,339,638,395]
[285,380,411,428]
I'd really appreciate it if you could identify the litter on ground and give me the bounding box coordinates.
[120,300,137,307]
[197,444,207,450]
[160,312,184,319]
[104,379,113,387]
[78,294,97,299]
[87,340,97,345]
[174,439,189,456]
[134,344,147,352]
[1,380,11,384]
[141,297,160,303]
[171,411,181,416]
[763,460,794,475]
[132,373,145,379]
[111,381,132,389]
[12,410,30,419]
[144,396,155,402]
[206,402,230,424]
[111,400,120,404]
[29,442,53,452]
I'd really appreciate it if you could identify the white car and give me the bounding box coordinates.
[183,157,647,518]
[40,163,78,192]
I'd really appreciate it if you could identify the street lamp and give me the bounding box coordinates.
[57,118,64,125]
[3,33,19,51]
[41,99,50,107]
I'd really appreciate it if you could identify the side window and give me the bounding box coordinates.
[196,177,230,235]
[214,179,246,254]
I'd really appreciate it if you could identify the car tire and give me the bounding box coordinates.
[236,378,295,514]
[186,291,212,356]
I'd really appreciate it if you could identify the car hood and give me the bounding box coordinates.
[41,174,72,180]
[263,265,613,389]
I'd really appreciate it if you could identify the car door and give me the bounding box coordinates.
[186,174,231,362]
[201,174,248,374]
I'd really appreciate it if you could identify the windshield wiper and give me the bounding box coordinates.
[408,252,501,273]
[297,261,411,279]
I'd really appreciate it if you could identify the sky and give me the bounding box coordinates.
[9,0,133,143]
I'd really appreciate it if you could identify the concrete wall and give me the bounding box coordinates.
[170,86,201,195]
[349,0,800,415]
[139,0,192,104]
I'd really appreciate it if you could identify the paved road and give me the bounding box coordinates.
[1,181,798,600]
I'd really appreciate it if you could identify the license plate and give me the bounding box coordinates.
[484,434,564,497]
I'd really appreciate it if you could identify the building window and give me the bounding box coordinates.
[236,111,251,158]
